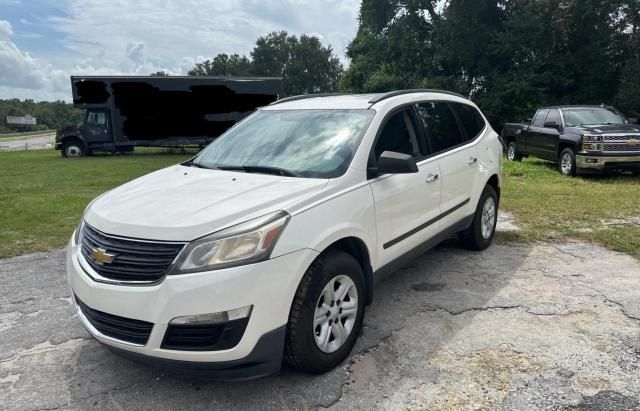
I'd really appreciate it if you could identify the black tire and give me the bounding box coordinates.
[61,140,85,158]
[284,250,366,373]
[506,141,523,162]
[559,147,576,177]
[459,185,498,251]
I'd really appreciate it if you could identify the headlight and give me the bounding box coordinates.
[173,211,290,273]
[583,135,602,142]
[73,219,85,245]
[581,135,603,152]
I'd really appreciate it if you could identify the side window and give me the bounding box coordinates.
[373,109,422,160]
[452,103,486,141]
[87,111,106,127]
[545,109,560,126]
[532,110,548,127]
[415,102,464,153]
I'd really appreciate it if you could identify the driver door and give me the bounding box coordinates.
[84,109,110,143]
[369,108,442,269]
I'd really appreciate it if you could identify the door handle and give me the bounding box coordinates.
[425,174,439,183]
[466,157,478,165]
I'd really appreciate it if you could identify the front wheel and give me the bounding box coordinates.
[459,185,498,251]
[506,141,523,161]
[284,250,365,373]
[559,148,576,177]
[61,141,85,158]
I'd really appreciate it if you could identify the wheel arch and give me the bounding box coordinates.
[318,236,374,305]
[557,140,578,159]
[485,174,501,205]
[61,135,87,150]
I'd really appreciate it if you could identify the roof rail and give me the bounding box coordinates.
[368,89,467,105]
[270,93,347,106]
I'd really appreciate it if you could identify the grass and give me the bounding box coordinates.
[0,149,638,259]
[0,130,56,142]
[499,157,640,258]
[0,149,192,258]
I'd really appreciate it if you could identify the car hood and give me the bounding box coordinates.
[85,165,329,241]
[574,124,640,134]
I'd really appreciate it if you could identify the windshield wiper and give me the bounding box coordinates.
[183,160,213,169]
[216,165,301,177]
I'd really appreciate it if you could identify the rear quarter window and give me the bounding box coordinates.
[452,103,486,141]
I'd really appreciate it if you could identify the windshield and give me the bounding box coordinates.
[562,108,626,127]
[193,109,374,178]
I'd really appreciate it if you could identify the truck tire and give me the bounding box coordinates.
[61,140,85,158]
[559,147,576,177]
[284,250,365,373]
[506,141,523,162]
[459,185,498,251]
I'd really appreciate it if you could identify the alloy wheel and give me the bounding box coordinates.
[560,152,573,175]
[481,196,496,240]
[313,275,358,353]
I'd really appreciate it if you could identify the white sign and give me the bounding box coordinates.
[6,115,37,125]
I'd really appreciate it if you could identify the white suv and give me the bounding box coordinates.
[67,90,502,379]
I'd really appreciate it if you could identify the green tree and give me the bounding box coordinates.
[251,31,344,95]
[188,53,253,76]
[150,71,170,76]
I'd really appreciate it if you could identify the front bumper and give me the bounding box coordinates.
[66,238,318,378]
[576,154,640,172]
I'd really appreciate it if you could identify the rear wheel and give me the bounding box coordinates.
[506,141,523,161]
[459,185,498,251]
[284,250,365,373]
[559,147,576,177]
[61,140,85,158]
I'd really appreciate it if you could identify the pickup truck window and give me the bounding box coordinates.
[452,103,486,140]
[562,107,626,126]
[545,109,561,126]
[532,110,549,127]
[195,109,374,179]
[414,102,464,153]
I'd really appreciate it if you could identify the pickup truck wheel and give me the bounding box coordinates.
[559,148,576,177]
[459,185,498,251]
[284,250,365,373]
[61,141,84,158]
[506,142,523,161]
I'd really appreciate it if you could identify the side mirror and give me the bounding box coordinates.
[544,120,560,130]
[628,117,638,125]
[374,151,418,175]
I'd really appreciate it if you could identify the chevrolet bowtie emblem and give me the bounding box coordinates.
[627,138,639,145]
[91,247,116,265]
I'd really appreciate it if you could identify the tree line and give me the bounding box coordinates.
[340,0,640,127]
[4,0,639,132]
[0,99,83,134]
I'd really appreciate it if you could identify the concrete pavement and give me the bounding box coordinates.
[1,238,639,410]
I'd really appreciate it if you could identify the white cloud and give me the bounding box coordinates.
[2,0,360,100]
[0,19,68,100]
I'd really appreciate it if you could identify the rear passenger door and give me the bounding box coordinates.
[369,108,442,268]
[526,109,549,157]
[415,102,480,229]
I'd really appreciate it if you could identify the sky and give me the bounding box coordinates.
[0,0,361,101]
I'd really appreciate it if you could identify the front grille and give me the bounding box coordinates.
[75,295,153,345]
[161,318,249,351]
[80,223,184,283]
[602,135,640,153]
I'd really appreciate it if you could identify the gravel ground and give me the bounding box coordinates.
[1,232,640,410]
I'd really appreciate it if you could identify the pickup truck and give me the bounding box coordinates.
[502,105,640,176]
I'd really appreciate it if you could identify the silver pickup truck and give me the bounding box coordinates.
[502,105,640,176]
